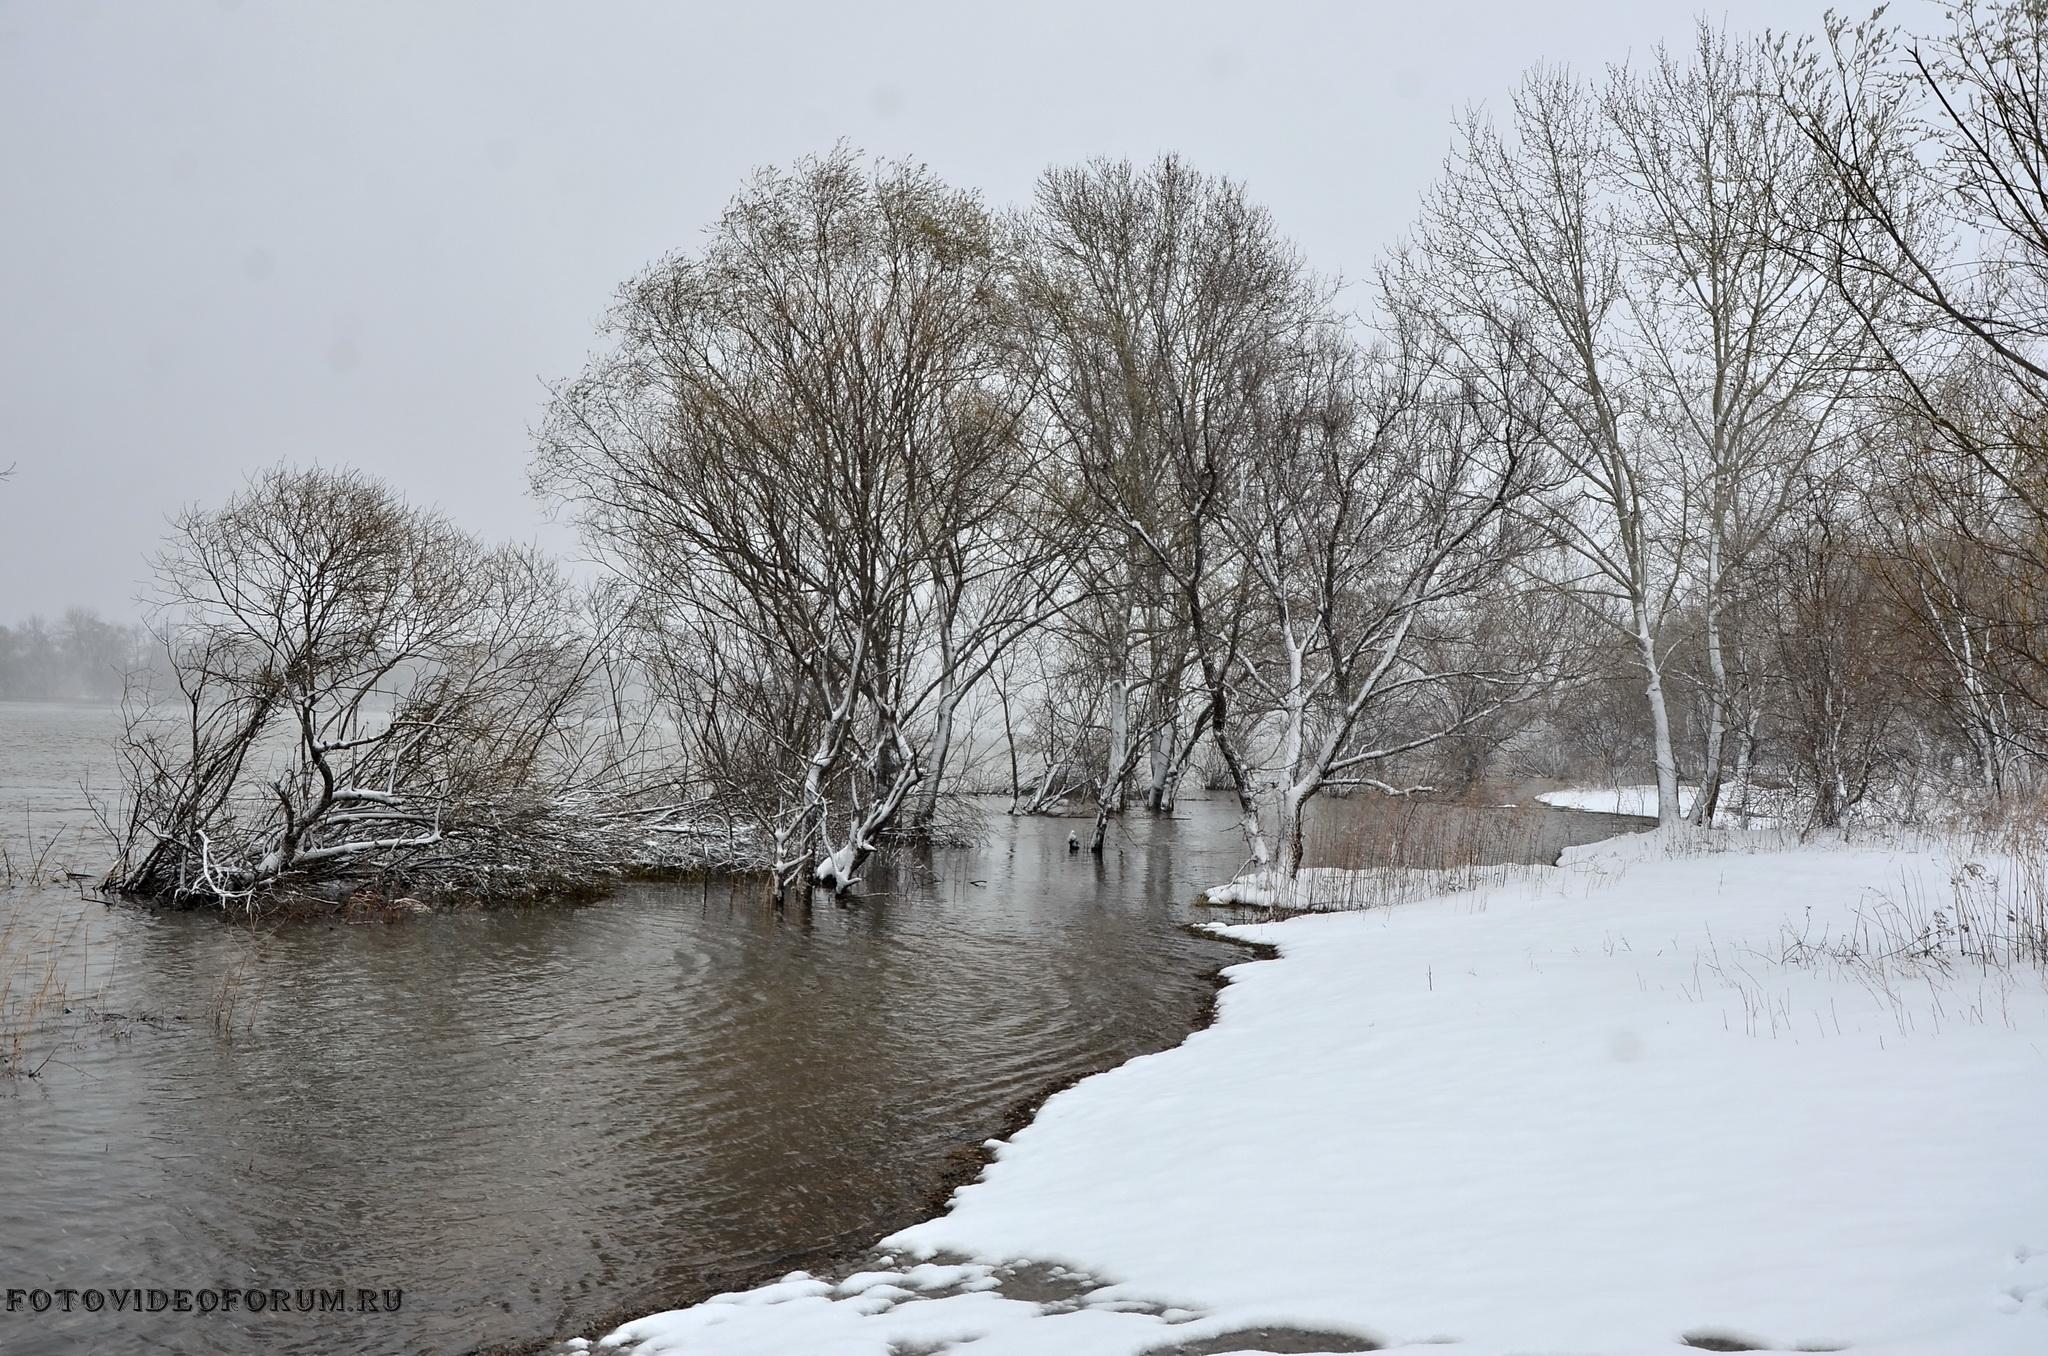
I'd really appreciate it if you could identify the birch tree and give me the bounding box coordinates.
[1607,26,1870,823]
[1406,35,1866,826]
[1404,67,1693,824]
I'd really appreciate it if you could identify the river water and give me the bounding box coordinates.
[0,702,1647,1356]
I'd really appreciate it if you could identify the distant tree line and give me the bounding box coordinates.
[0,610,152,702]
[105,2,2048,909]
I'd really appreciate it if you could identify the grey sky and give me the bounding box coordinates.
[2,0,1845,620]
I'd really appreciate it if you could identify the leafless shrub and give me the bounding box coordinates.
[99,466,641,911]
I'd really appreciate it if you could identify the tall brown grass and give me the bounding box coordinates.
[1303,793,1561,871]
[0,900,96,1076]
[1260,792,1567,912]
[208,934,264,1040]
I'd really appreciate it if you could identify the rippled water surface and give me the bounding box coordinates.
[0,703,1266,1355]
[0,703,1649,1356]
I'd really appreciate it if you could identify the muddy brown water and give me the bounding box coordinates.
[0,703,1649,1355]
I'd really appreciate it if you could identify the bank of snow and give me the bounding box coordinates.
[1535,784,1794,830]
[589,831,2048,1356]
[1536,783,1692,817]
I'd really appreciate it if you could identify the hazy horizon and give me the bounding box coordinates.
[3,0,1862,620]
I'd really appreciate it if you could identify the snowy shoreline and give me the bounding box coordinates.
[575,826,2048,1356]
[1534,784,1695,818]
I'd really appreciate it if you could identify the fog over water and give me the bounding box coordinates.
[3,0,1836,619]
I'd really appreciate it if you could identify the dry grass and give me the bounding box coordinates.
[1769,796,2048,975]
[0,814,86,891]
[1956,794,2048,967]
[1657,804,2048,1043]
[0,899,98,1076]
[208,932,265,1040]
[1304,793,1562,872]
[1850,849,2048,975]
[3,899,270,1068]
[1227,793,1572,913]
[1,805,114,1074]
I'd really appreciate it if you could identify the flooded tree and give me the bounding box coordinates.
[103,466,602,908]
[1014,156,1323,849]
[1203,321,1565,896]
[537,149,1069,897]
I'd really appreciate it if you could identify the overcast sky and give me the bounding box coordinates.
[1,0,1895,621]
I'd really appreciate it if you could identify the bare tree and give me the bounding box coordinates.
[1607,25,1871,823]
[105,466,600,907]
[1405,33,1869,826]
[1015,155,1319,850]
[1780,0,2048,792]
[537,149,1068,897]
[1865,388,2048,789]
[1403,66,1694,825]
[1759,481,1908,828]
[1208,323,1560,893]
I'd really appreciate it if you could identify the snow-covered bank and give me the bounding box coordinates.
[1535,783,1690,817]
[1201,861,1512,911]
[587,831,2048,1356]
[1534,784,1794,830]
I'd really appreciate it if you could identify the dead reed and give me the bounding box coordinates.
[1262,791,1564,912]
[0,899,98,1076]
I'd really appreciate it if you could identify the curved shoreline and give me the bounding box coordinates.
[485,923,1279,1356]
[489,796,1646,1356]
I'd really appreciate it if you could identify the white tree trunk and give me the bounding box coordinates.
[1091,677,1133,852]
[912,690,962,830]
[813,726,921,894]
[1691,555,1730,827]
[1635,609,1682,827]
[1146,718,1171,811]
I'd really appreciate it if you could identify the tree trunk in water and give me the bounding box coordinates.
[813,751,922,894]
[1092,678,1131,853]
[998,683,1022,815]
[1146,718,1171,811]
[910,694,960,833]
[1205,713,1269,868]
[1088,800,1113,854]
[771,816,814,903]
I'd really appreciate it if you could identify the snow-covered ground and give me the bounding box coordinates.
[582,830,2048,1356]
[1536,783,1693,817]
[1202,862,1501,911]
[1535,783,1795,830]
